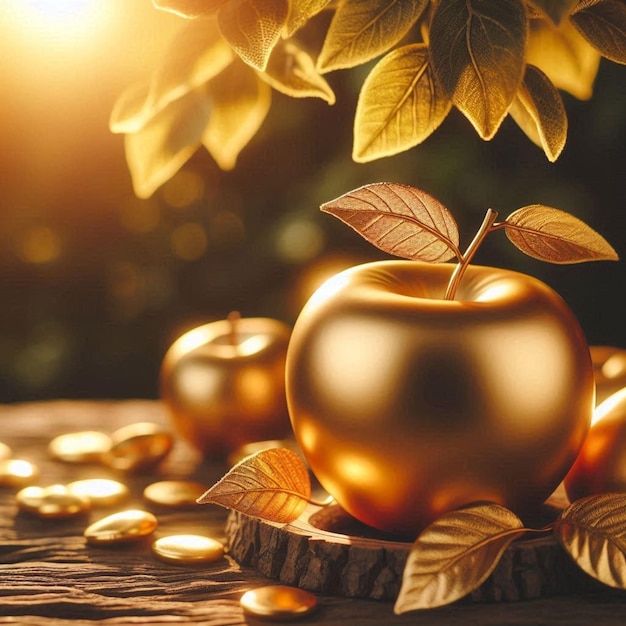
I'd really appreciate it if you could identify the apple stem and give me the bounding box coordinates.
[227,311,241,345]
[444,209,499,301]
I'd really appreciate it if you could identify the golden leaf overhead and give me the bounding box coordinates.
[217,0,288,71]
[284,0,332,38]
[197,448,311,523]
[261,39,336,103]
[428,0,527,140]
[317,0,429,73]
[353,44,452,162]
[571,0,626,64]
[555,493,626,589]
[320,182,460,262]
[110,18,233,134]
[526,17,600,99]
[504,205,619,263]
[153,0,227,18]
[394,504,526,613]
[202,60,272,170]
[508,64,568,162]
[527,0,578,24]
[124,86,211,199]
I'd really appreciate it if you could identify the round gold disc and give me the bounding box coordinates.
[16,485,91,518]
[143,480,207,508]
[105,423,173,472]
[151,534,224,565]
[0,459,39,488]
[240,585,317,620]
[84,509,158,545]
[67,478,130,507]
[48,431,112,463]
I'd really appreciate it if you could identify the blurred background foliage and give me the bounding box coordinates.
[0,1,624,403]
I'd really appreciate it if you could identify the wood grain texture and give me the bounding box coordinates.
[1,400,626,625]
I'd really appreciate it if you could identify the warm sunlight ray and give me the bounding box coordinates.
[3,0,111,48]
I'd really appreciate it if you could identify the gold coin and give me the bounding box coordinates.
[67,479,129,507]
[0,459,39,488]
[0,442,12,460]
[105,422,173,472]
[143,480,207,508]
[16,485,91,518]
[151,534,224,565]
[84,510,158,545]
[240,585,317,620]
[48,431,112,463]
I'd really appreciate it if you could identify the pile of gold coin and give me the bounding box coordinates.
[2,425,321,618]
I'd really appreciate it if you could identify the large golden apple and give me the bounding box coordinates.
[286,260,595,537]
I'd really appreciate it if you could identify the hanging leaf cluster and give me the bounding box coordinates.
[198,448,626,613]
[111,0,626,197]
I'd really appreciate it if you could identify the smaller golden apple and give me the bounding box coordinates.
[161,314,292,458]
[564,387,626,502]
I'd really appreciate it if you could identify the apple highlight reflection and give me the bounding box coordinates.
[286,260,594,537]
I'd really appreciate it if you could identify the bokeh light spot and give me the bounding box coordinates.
[18,227,62,264]
[171,223,207,261]
[161,170,205,209]
[276,218,325,264]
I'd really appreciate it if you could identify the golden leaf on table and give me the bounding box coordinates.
[508,64,567,162]
[197,448,311,523]
[555,493,626,588]
[353,43,452,162]
[217,0,288,71]
[284,0,332,38]
[320,182,460,263]
[394,504,527,613]
[526,0,578,24]
[571,0,626,64]
[428,0,527,140]
[153,0,227,18]
[202,60,272,170]
[526,17,600,100]
[503,205,619,264]
[316,0,429,73]
[261,39,336,103]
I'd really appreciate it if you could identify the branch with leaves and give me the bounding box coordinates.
[320,182,617,299]
[198,447,626,613]
[111,0,626,198]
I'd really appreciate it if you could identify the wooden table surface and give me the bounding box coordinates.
[1,400,626,625]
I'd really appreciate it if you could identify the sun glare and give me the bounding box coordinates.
[4,0,111,48]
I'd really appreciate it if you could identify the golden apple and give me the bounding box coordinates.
[161,315,292,458]
[286,260,594,537]
[564,387,626,502]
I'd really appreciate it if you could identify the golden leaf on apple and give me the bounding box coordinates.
[503,205,619,263]
[320,182,460,263]
[554,493,626,588]
[394,504,528,613]
[196,448,311,523]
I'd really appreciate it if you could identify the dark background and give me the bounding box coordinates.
[0,2,624,404]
